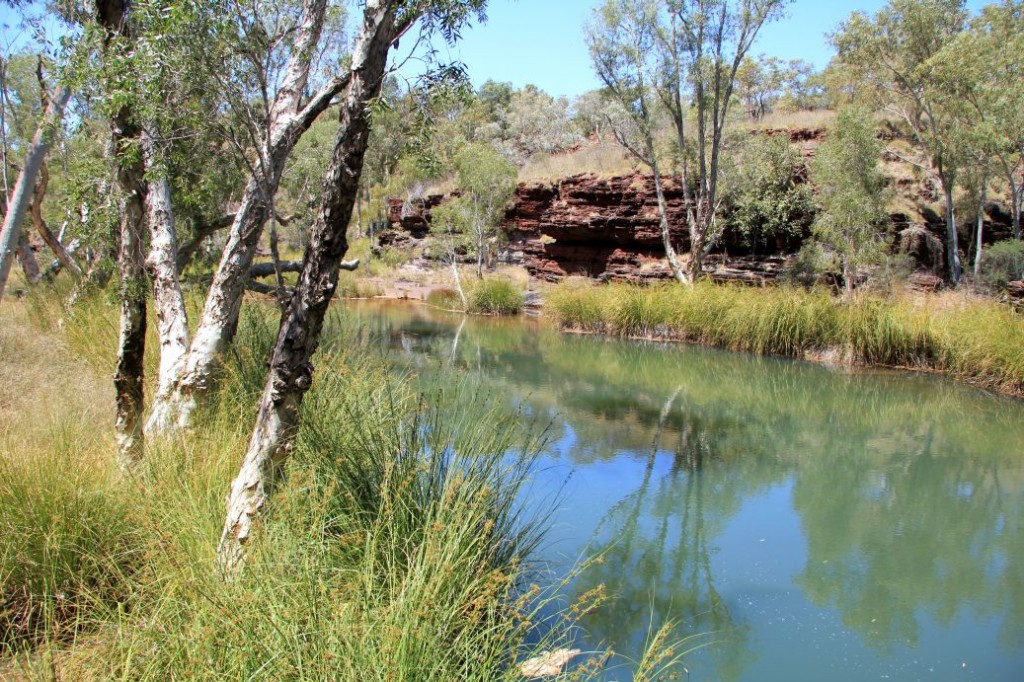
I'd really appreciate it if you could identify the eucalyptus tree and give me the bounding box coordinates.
[92,0,149,468]
[148,0,358,435]
[809,108,891,296]
[82,0,238,466]
[454,142,517,279]
[218,0,488,576]
[429,142,517,304]
[831,0,969,284]
[930,0,1024,244]
[587,0,790,284]
[476,84,581,165]
[0,59,71,301]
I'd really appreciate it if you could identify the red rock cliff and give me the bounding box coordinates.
[386,173,797,283]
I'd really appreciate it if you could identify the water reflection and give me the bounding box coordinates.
[342,301,1024,681]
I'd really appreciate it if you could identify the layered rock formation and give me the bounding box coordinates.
[384,173,797,284]
[380,127,1015,285]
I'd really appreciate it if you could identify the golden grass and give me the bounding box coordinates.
[0,298,113,448]
[518,140,641,184]
[728,109,836,132]
[546,281,1024,397]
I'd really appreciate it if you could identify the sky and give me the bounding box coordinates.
[2,0,992,101]
[406,0,990,99]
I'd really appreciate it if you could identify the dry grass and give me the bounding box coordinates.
[729,109,836,132]
[0,298,113,448]
[518,140,641,184]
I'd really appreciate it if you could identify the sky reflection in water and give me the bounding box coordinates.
[343,301,1024,682]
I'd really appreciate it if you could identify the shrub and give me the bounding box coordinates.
[979,239,1024,288]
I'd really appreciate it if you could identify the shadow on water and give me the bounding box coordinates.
[341,301,1024,681]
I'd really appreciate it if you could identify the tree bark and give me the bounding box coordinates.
[98,0,149,470]
[29,162,82,278]
[1012,179,1022,242]
[15,231,40,284]
[973,186,985,277]
[142,129,191,435]
[941,176,962,285]
[0,86,71,302]
[218,0,398,577]
[151,0,353,435]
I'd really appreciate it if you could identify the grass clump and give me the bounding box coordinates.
[53,358,568,681]
[547,280,1024,397]
[0,296,141,654]
[469,277,524,316]
[0,442,140,652]
[426,287,464,310]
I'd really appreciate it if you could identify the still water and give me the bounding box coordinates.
[344,300,1024,681]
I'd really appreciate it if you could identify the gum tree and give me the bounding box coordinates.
[810,108,891,296]
[148,0,359,435]
[831,0,968,284]
[218,0,488,576]
[931,0,1024,244]
[586,0,790,284]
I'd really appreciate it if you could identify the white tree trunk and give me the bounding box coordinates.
[142,130,191,434]
[0,86,71,302]
[149,0,352,435]
[218,0,399,577]
[973,186,985,277]
[942,179,962,285]
[451,259,468,308]
[650,165,690,286]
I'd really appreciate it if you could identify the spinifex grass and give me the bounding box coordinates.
[547,281,1024,397]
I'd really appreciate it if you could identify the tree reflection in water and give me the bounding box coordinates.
[343,301,1024,679]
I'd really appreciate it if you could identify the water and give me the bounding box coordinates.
[343,300,1024,681]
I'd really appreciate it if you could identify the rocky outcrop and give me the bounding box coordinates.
[384,173,802,283]
[504,173,805,283]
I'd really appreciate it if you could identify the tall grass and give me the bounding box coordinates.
[0,436,140,652]
[469,277,525,316]
[547,281,1024,397]
[2,292,692,679]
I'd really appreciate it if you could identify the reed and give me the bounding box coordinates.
[547,281,1024,397]
[468,277,525,316]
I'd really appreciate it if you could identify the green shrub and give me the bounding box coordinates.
[979,239,1024,288]
[468,278,523,316]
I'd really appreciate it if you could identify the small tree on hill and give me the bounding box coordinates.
[587,0,791,284]
[810,108,891,295]
[432,142,517,282]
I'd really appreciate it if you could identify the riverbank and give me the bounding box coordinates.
[2,292,685,679]
[545,281,1024,399]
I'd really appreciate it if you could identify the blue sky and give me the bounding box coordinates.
[2,0,991,100]
[411,0,990,99]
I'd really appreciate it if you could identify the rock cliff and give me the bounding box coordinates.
[384,173,795,284]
